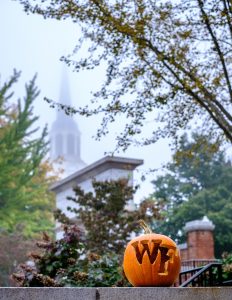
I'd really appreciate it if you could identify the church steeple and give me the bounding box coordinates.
[59,66,71,106]
[50,67,86,177]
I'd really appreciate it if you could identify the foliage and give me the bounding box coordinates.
[12,225,129,287]
[12,178,163,287]
[0,71,56,237]
[19,0,232,150]
[149,133,232,257]
[0,230,36,286]
[56,178,164,255]
[222,252,232,281]
[83,254,128,287]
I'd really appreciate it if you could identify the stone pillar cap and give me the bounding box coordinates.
[184,216,215,233]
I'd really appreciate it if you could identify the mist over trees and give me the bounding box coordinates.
[6,0,232,283]
[18,0,232,150]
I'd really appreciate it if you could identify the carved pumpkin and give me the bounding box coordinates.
[123,220,181,287]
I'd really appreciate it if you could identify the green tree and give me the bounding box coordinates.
[0,71,56,237]
[150,134,232,257]
[19,0,232,150]
[56,178,162,255]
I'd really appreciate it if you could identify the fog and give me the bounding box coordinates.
[0,0,172,202]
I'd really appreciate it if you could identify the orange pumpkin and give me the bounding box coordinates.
[123,220,181,287]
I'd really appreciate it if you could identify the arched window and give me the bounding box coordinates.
[76,136,80,157]
[55,134,63,156]
[67,134,75,155]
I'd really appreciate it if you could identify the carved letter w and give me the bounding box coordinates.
[131,240,161,264]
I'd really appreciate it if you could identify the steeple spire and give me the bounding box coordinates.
[56,66,72,122]
[59,65,72,106]
[49,66,86,177]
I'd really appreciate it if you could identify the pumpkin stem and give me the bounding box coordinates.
[138,219,153,234]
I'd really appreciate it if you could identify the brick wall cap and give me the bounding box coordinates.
[184,216,215,233]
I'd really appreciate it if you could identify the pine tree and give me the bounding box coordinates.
[0,70,56,237]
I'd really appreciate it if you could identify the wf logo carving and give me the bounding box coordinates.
[131,239,177,274]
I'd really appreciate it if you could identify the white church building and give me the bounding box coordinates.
[49,69,143,236]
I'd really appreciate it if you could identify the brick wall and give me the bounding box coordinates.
[179,216,215,261]
[187,230,215,260]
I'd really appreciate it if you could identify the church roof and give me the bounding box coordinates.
[50,156,143,193]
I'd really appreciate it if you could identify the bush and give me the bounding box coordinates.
[12,179,161,287]
[12,225,129,287]
[222,252,232,281]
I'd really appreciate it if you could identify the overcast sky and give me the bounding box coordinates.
[0,0,173,202]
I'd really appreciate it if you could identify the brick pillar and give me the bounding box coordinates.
[184,216,215,260]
